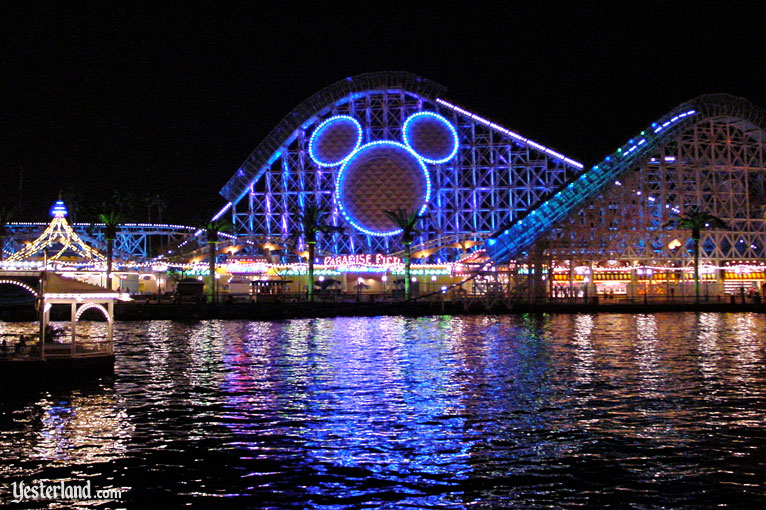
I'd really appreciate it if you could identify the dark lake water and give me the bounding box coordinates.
[1,313,765,508]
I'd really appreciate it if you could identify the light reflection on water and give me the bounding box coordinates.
[0,313,765,508]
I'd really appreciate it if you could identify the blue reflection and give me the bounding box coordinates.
[5,314,765,508]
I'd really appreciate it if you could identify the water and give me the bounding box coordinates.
[1,313,765,508]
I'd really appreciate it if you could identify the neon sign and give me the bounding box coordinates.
[323,254,402,267]
[225,258,269,274]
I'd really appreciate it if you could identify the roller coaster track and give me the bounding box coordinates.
[412,99,710,301]
[485,105,699,264]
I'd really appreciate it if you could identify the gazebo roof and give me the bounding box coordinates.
[45,273,114,294]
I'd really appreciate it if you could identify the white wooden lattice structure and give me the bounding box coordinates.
[0,271,130,359]
[543,94,766,265]
[216,71,583,261]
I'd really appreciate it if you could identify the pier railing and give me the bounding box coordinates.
[176,290,763,307]
[43,341,113,358]
[1,334,113,359]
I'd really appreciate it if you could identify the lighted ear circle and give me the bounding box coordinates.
[308,115,362,167]
[403,112,458,164]
[336,142,431,236]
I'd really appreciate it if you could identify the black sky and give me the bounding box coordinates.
[3,1,766,224]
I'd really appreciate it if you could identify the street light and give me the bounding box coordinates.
[641,267,653,304]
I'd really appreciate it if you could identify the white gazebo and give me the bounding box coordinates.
[38,272,130,359]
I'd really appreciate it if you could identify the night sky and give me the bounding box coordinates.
[4,2,766,224]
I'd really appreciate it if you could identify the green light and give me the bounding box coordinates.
[278,269,341,276]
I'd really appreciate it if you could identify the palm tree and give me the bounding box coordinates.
[144,193,167,223]
[154,195,167,223]
[667,206,727,303]
[297,205,343,302]
[0,206,15,262]
[144,193,167,256]
[60,184,83,223]
[202,218,233,303]
[110,190,138,222]
[384,208,425,300]
[97,210,122,289]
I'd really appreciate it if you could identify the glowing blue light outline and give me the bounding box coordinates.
[50,200,68,218]
[335,141,431,237]
[435,98,584,169]
[212,202,232,221]
[485,106,698,263]
[402,111,459,164]
[308,115,363,167]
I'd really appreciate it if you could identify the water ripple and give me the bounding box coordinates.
[1,313,765,508]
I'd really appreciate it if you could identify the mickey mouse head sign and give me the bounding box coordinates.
[309,112,458,236]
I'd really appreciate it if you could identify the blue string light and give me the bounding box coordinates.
[308,115,363,167]
[435,98,584,169]
[486,107,698,263]
[402,111,459,164]
[335,141,432,237]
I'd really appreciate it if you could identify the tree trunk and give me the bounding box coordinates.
[209,241,216,303]
[693,230,700,304]
[307,242,315,303]
[404,242,411,300]
[106,239,113,290]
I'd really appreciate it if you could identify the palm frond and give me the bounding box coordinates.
[297,205,343,244]
[0,206,16,235]
[97,210,123,240]
[201,218,233,244]
[666,206,728,238]
[384,207,425,245]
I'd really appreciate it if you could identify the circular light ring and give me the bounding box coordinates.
[308,115,363,167]
[335,141,431,237]
[403,112,459,164]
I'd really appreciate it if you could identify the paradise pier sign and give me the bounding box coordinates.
[323,254,403,268]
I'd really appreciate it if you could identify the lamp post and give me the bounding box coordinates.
[642,267,653,304]
[152,263,168,303]
[644,273,648,305]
